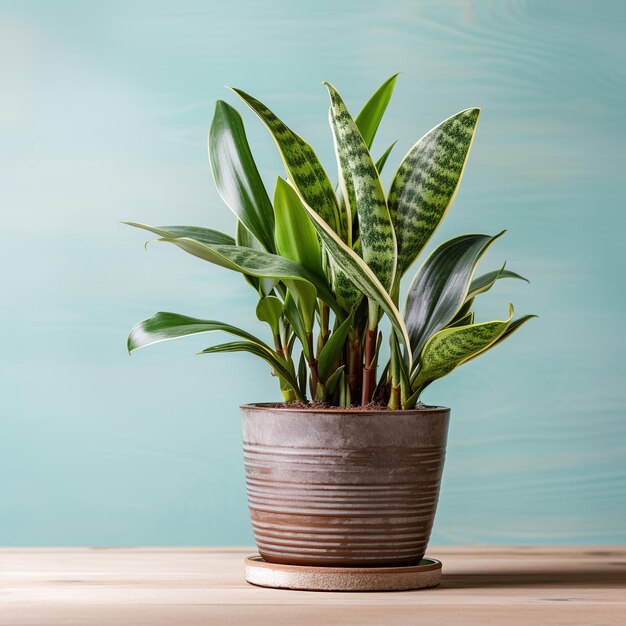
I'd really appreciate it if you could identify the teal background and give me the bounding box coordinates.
[1,0,625,546]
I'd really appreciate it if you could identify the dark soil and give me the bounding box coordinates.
[262,401,432,411]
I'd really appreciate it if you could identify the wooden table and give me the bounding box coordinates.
[1,547,625,625]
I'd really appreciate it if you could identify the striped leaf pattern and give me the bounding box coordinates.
[389,108,480,277]
[292,181,412,369]
[231,88,341,236]
[405,232,504,364]
[412,307,513,391]
[325,83,396,293]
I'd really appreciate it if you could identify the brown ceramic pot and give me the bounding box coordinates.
[241,403,450,567]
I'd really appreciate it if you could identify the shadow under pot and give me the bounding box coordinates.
[240,403,450,567]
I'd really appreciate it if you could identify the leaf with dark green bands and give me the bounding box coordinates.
[293,182,412,369]
[209,101,275,252]
[389,108,481,277]
[325,82,396,293]
[231,87,341,235]
[405,232,504,364]
[412,306,514,390]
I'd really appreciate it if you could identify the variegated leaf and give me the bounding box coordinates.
[389,108,480,277]
[405,232,504,364]
[467,266,529,300]
[325,82,396,293]
[231,88,341,235]
[411,305,514,391]
[291,181,412,369]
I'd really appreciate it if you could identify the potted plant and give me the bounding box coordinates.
[126,75,535,569]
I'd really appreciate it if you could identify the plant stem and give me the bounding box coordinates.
[316,302,330,356]
[361,327,378,405]
[388,335,401,410]
[306,332,319,399]
[346,328,362,402]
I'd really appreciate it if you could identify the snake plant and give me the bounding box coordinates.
[126,75,535,409]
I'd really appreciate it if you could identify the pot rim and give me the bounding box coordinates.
[240,402,449,415]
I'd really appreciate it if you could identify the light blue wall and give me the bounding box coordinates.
[1,0,624,546]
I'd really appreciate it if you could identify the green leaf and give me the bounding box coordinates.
[325,83,396,293]
[411,305,514,390]
[467,266,529,300]
[474,314,537,354]
[447,310,474,328]
[126,222,341,316]
[297,351,308,399]
[127,311,273,354]
[283,293,310,360]
[273,177,322,277]
[292,182,412,369]
[236,220,277,295]
[388,108,481,277]
[209,101,275,253]
[325,365,345,396]
[375,141,397,174]
[123,222,235,246]
[256,296,283,337]
[405,232,504,364]
[355,74,399,149]
[199,341,301,399]
[317,313,353,382]
[231,88,341,235]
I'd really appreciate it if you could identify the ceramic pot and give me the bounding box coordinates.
[241,403,450,567]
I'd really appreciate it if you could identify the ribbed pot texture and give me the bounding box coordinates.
[241,404,450,567]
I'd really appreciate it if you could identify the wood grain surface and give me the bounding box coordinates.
[1,547,625,625]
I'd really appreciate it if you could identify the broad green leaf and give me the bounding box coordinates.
[127,311,273,354]
[411,305,514,390]
[231,88,341,235]
[199,341,301,399]
[325,83,396,293]
[467,267,529,300]
[355,73,399,149]
[123,222,234,246]
[292,181,412,369]
[317,313,353,382]
[389,108,481,277]
[273,177,322,277]
[126,222,340,315]
[405,232,504,364]
[256,296,284,337]
[236,220,277,295]
[375,141,397,174]
[209,101,275,252]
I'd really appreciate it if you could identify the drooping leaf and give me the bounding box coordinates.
[123,222,234,246]
[325,83,396,293]
[411,305,514,390]
[199,341,301,399]
[467,266,529,300]
[388,108,481,277]
[355,73,399,149]
[375,141,397,174]
[235,220,277,295]
[209,101,275,252]
[317,313,353,382]
[405,232,504,364]
[273,177,322,277]
[256,296,284,337]
[127,311,273,354]
[292,181,412,369]
[231,88,341,235]
[126,222,340,315]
